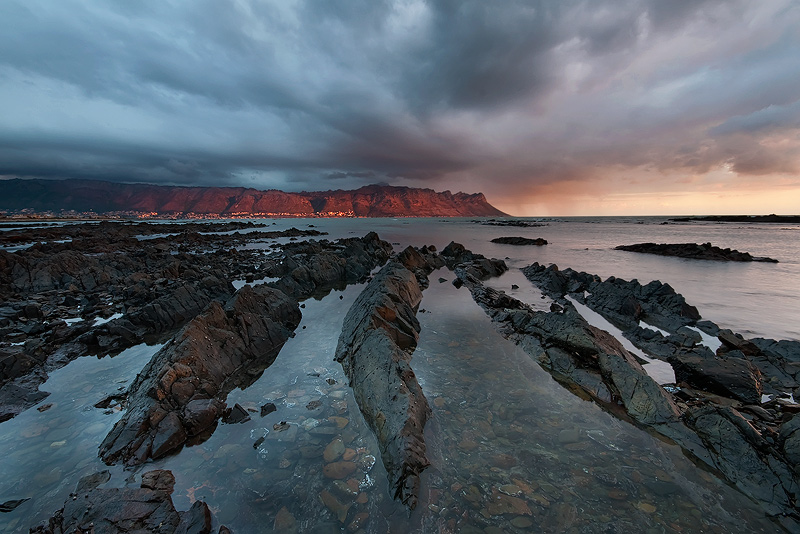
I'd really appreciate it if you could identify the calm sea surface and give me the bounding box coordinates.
[1,216,797,532]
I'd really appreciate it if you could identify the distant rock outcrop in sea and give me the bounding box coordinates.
[615,242,779,263]
[670,214,800,224]
[491,236,548,246]
[0,178,508,218]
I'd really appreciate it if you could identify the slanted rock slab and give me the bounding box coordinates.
[335,248,436,509]
[615,242,778,263]
[100,284,301,465]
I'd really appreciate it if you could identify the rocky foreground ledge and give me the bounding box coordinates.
[615,242,779,262]
[31,469,228,533]
[98,232,393,466]
[462,262,800,526]
[99,285,302,465]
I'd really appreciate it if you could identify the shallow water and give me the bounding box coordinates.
[412,270,776,533]
[142,284,410,532]
[0,344,159,532]
[565,296,676,385]
[1,216,797,532]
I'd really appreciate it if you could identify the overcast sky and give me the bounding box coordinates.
[1,0,799,215]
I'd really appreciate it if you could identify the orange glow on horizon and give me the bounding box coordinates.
[496,187,800,217]
[489,170,800,217]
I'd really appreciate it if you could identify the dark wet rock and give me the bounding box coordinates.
[741,338,800,393]
[0,223,330,422]
[99,284,301,465]
[523,263,800,415]
[524,263,800,404]
[222,403,251,424]
[490,236,548,246]
[670,214,800,224]
[717,330,762,357]
[668,327,702,348]
[460,276,680,427]
[0,346,43,384]
[669,351,763,404]
[260,402,277,416]
[523,262,699,332]
[519,263,577,299]
[0,498,29,512]
[441,241,507,281]
[75,470,111,494]
[685,405,797,516]
[0,220,319,250]
[267,232,393,300]
[140,469,175,492]
[475,219,548,228]
[94,393,126,410]
[780,415,800,472]
[396,244,445,286]
[0,373,50,423]
[335,249,436,509]
[176,500,214,534]
[750,338,800,363]
[516,261,800,521]
[615,242,778,263]
[30,469,228,534]
[121,278,233,338]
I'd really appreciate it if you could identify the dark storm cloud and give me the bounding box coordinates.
[0,0,798,202]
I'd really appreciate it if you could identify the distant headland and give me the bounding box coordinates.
[670,214,800,223]
[0,178,508,219]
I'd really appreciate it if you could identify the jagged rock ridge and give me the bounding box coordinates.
[0,179,507,217]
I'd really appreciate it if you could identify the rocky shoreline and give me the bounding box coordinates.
[0,223,394,423]
[31,469,229,533]
[462,262,800,527]
[615,242,779,262]
[1,220,798,530]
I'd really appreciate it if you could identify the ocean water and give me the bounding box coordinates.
[0,216,797,533]
[274,216,799,341]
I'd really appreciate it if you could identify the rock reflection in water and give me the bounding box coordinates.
[0,344,159,532]
[412,269,776,533]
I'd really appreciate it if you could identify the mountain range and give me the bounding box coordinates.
[0,179,507,218]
